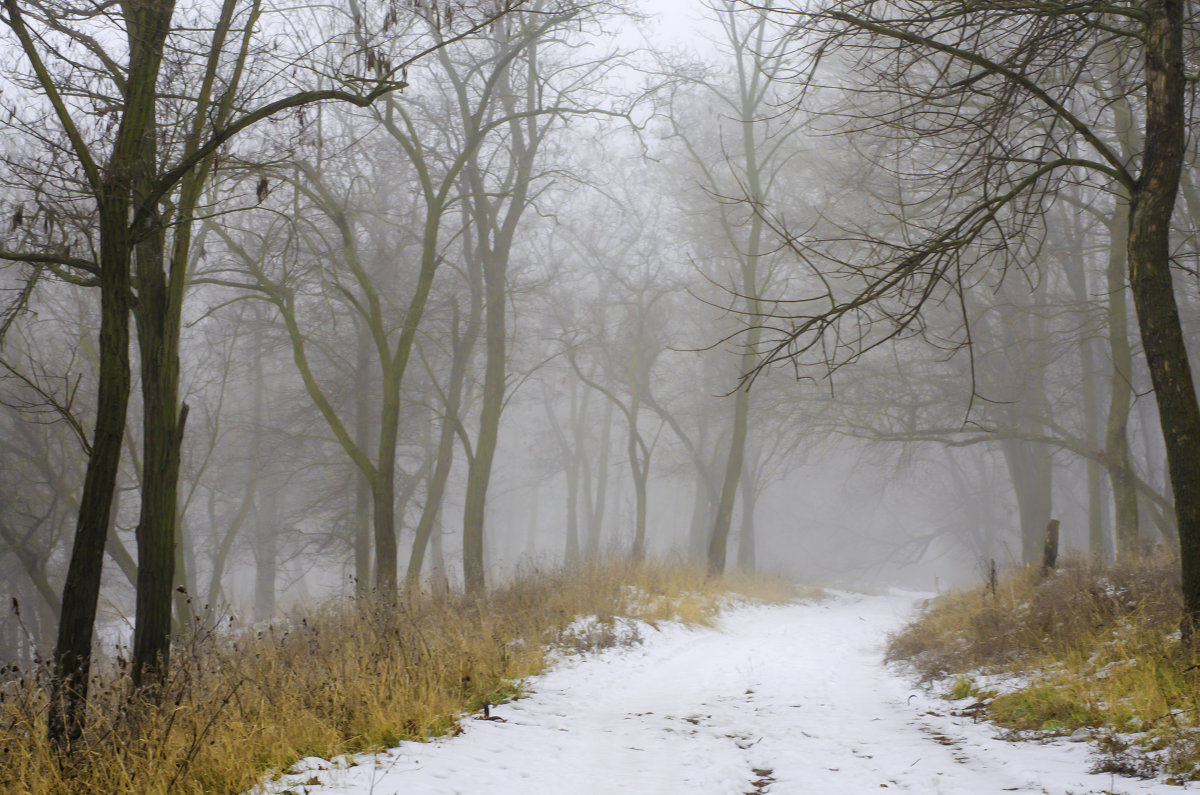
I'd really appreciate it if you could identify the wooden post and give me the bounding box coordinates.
[1042,519,1060,576]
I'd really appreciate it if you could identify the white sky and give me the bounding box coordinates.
[626,0,717,51]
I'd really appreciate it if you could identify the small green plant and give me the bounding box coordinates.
[989,684,1100,732]
[948,675,976,700]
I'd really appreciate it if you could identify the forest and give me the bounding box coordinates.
[2,0,1200,791]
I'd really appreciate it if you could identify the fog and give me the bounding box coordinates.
[0,0,1188,671]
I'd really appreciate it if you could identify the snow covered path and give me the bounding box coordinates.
[261,592,1186,794]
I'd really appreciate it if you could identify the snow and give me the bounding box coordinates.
[252,591,1189,794]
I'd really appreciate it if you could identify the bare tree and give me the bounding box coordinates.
[0,0,520,743]
[440,0,626,595]
[745,1,1200,637]
[665,0,800,574]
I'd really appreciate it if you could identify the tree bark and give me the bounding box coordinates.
[354,325,372,596]
[1000,438,1053,565]
[48,108,132,745]
[1061,201,1107,558]
[131,0,245,685]
[1125,0,1200,641]
[583,399,613,560]
[628,413,648,562]
[43,0,177,743]
[688,468,715,565]
[1104,199,1140,556]
[1041,518,1060,576]
[707,8,772,576]
[462,246,506,597]
[708,384,748,575]
[408,309,476,587]
[456,22,541,596]
[131,118,183,690]
[253,488,278,622]
[736,450,757,572]
[372,378,399,594]
[564,379,589,565]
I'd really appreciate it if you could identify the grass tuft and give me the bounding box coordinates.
[1,560,797,794]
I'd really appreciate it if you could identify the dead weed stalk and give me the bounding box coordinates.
[0,560,796,794]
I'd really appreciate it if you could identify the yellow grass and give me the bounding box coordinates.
[0,561,800,794]
[887,552,1200,778]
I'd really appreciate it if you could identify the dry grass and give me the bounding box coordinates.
[0,560,799,794]
[887,552,1200,779]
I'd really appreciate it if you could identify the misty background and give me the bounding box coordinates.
[0,0,1178,669]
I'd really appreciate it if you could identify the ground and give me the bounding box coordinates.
[253,592,1188,794]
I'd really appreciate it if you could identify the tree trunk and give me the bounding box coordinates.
[457,21,542,596]
[249,320,275,622]
[562,379,589,566]
[688,470,713,565]
[563,437,581,565]
[462,248,506,598]
[409,307,477,587]
[205,477,252,612]
[132,0,252,663]
[253,487,278,622]
[629,423,648,562]
[354,325,371,596]
[540,381,583,567]
[1000,438,1053,565]
[429,512,447,595]
[584,399,613,560]
[704,10,769,576]
[131,162,184,688]
[709,384,748,576]
[1126,1,1200,641]
[736,449,757,573]
[47,0,177,737]
[172,509,195,632]
[1105,196,1140,557]
[1042,518,1060,576]
[372,391,399,595]
[49,136,132,749]
[1061,203,1107,559]
[132,0,246,681]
